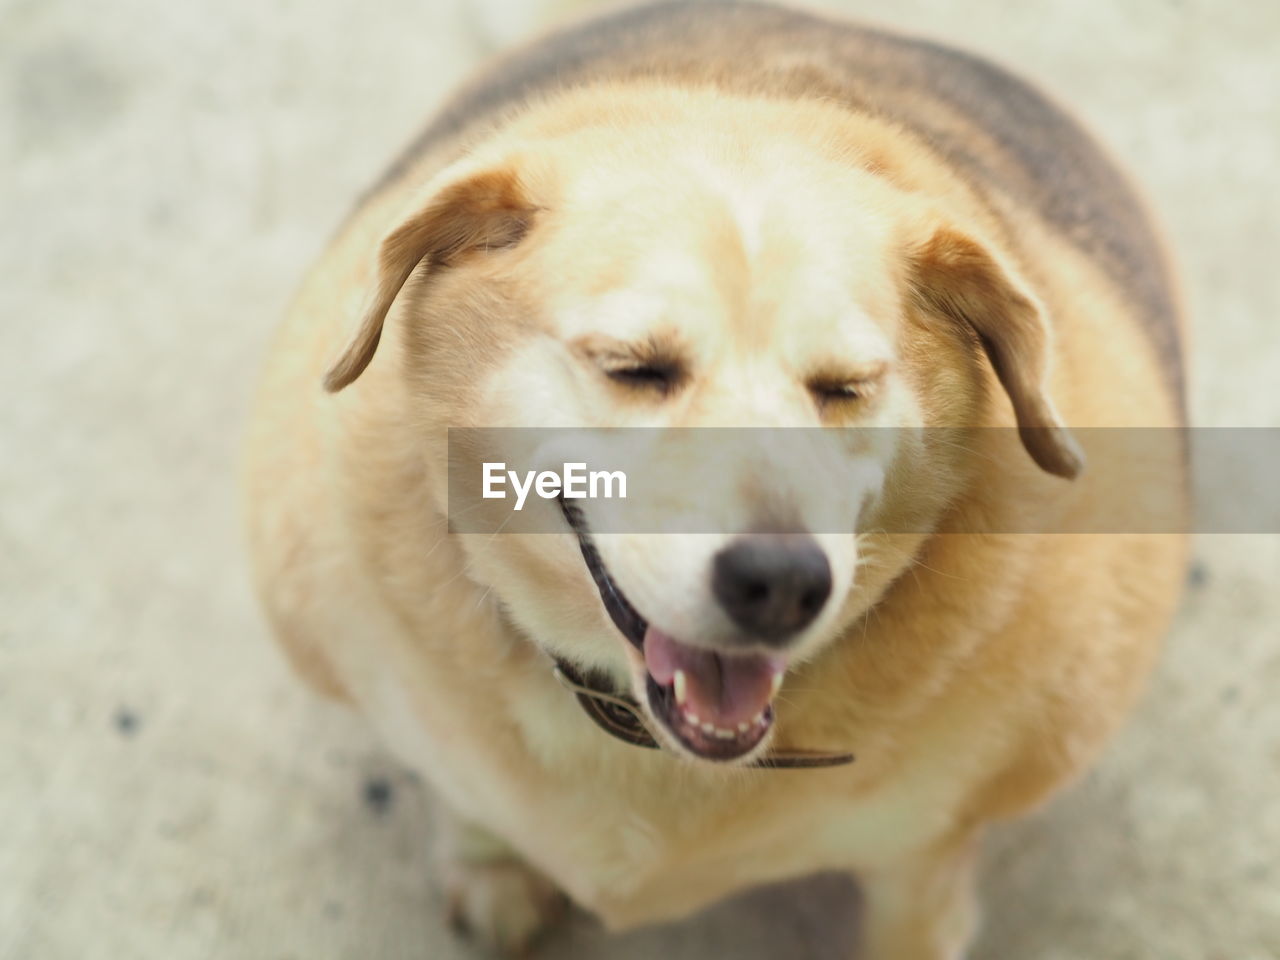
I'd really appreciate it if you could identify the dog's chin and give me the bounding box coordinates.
[562,504,787,765]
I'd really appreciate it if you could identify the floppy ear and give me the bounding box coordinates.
[323,164,536,392]
[907,225,1084,479]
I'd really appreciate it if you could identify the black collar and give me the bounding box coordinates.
[551,657,854,770]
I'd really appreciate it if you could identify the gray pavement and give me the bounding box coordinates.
[2,1,1277,957]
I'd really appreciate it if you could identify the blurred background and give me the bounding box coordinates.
[2,0,1277,957]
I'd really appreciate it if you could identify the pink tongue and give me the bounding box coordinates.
[644,627,784,728]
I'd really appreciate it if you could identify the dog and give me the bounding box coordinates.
[243,2,1188,956]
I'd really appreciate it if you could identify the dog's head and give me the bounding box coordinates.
[324,92,1081,764]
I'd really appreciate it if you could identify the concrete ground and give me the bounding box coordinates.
[2,0,1277,957]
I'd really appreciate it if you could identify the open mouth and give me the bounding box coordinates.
[561,502,785,762]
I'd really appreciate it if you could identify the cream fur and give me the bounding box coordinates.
[243,13,1186,957]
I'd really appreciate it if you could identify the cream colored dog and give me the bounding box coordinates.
[244,2,1188,956]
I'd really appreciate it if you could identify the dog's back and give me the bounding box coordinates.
[378,0,1181,401]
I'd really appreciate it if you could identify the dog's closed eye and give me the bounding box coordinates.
[575,333,687,397]
[809,380,869,402]
[604,361,682,394]
[807,363,886,411]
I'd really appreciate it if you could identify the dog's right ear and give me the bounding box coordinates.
[323,163,537,392]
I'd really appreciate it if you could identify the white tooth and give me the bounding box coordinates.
[753,711,766,726]
[715,728,735,740]
[738,722,750,733]
[701,721,715,734]
[685,710,701,726]
[770,671,784,699]
[673,670,687,705]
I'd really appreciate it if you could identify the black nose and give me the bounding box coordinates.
[711,534,832,644]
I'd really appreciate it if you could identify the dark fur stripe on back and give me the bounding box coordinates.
[370,0,1183,403]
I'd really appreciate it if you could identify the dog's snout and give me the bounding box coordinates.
[711,534,832,644]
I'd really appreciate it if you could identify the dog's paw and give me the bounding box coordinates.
[442,858,568,955]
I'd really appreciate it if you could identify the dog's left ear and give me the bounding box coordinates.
[323,162,537,392]
[907,225,1084,479]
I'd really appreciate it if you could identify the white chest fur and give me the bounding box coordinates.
[347,632,965,931]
